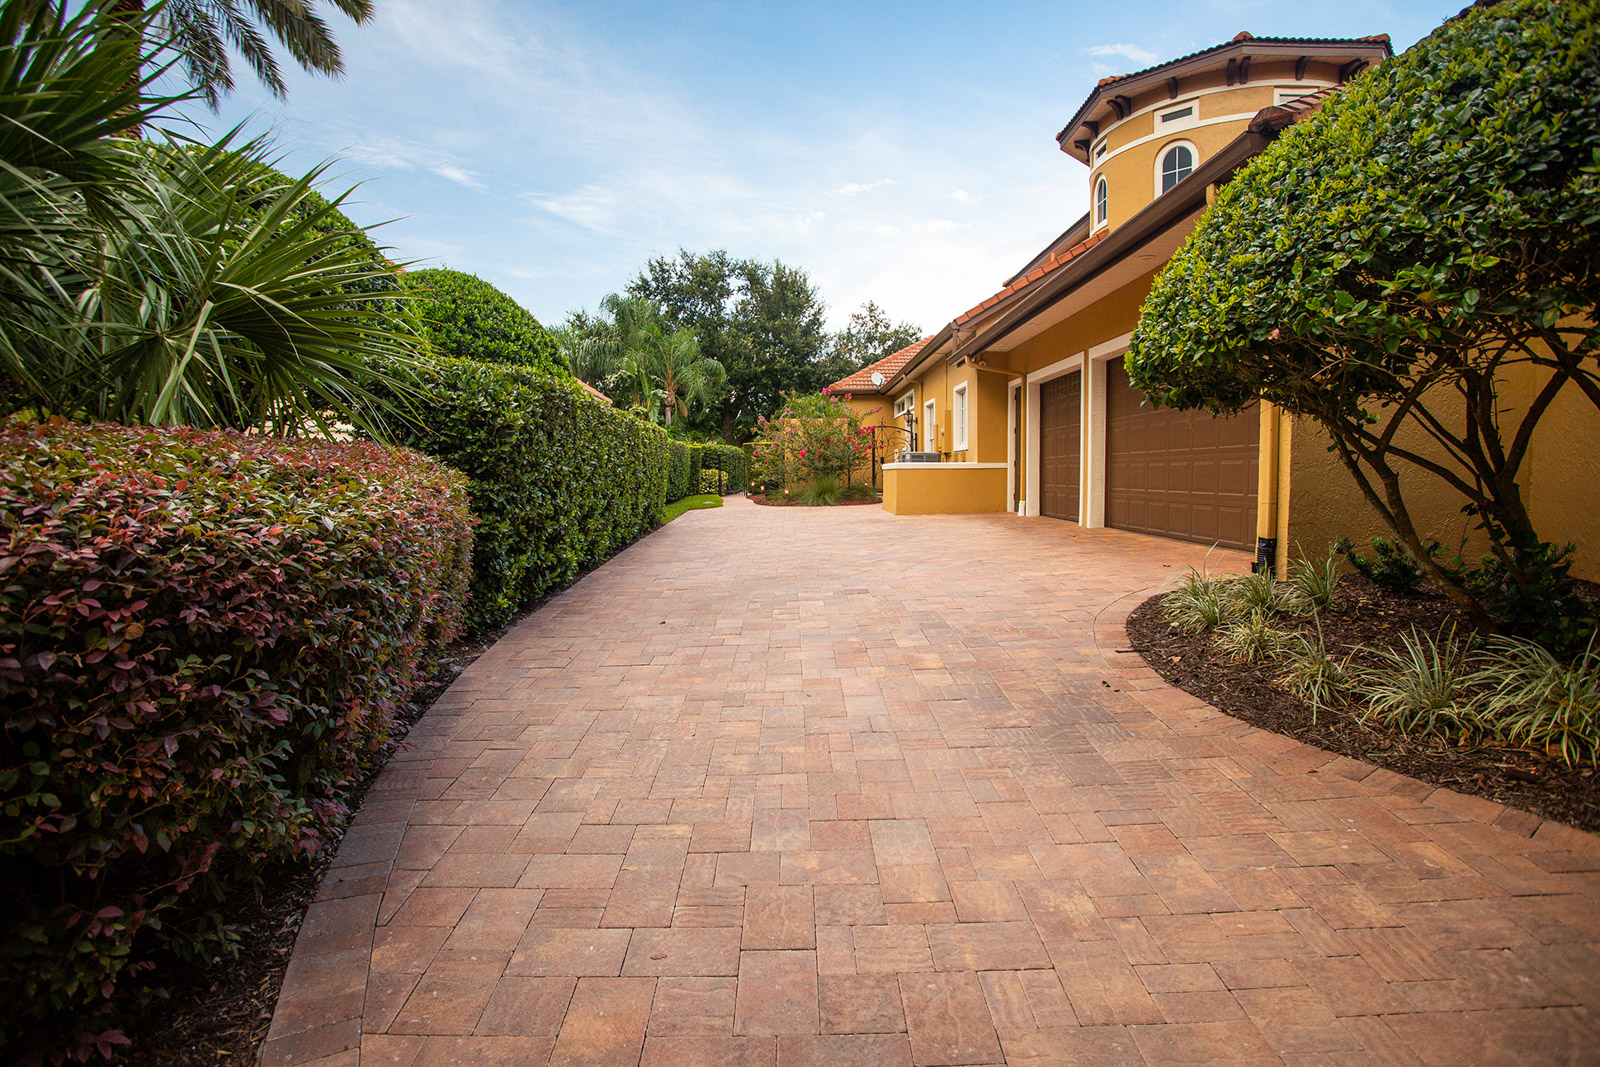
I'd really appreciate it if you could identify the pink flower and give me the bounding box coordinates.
[799,449,807,458]
[822,387,832,395]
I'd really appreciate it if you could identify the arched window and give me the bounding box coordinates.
[1095,177,1108,226]
[1159,143,1195,194]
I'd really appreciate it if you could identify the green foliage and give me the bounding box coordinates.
[1474,634,1600,767]
[840,481,880,503]
[1163,568,1228,634]
[0,418,470,1057]
[1215,609,1290,665]
[796,475,842,506]
[1278,616,1354,718]
[1224,571,1288,617]
[751,392,875,491]
[403,268,562,373]
[1286,551,1342,615]
[1128,0,1600,632]
[149,1,375,108]
[666,439,695,502]
[660,493,723,523]
[819,300,922,385]
[381,358,669,635]
[0,3,423,435]
[628,250,832,440]
[1466,541,1597,660]
[1359,624,1481,736]
[1334,536,1436,595]
[697,442,749,494]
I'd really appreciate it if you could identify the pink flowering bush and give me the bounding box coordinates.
[751,392,878,493]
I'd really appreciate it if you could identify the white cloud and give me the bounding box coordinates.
[949,189,974,204]
[1086,42,1160,66]
[834,178,896,196]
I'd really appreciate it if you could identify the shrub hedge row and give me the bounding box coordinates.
[0,419,471,1054]
[666,441,749,500]
[388,358,670,635]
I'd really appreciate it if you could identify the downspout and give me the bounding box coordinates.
[1254,401,1281,574]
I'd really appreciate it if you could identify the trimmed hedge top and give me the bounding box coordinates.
[403,267,563,372]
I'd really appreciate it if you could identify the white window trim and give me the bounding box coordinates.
[1155,140,1199,197]
[892,388,916,417]
[1155,99,1199,132]
[922,398,936,452]
[952,383,969,452]
[1093,176,1109,230]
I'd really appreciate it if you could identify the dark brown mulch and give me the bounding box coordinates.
[1125,574,1600,832]
[749,492,881,507]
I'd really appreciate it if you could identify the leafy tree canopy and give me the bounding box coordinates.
[1127,0,1600,639]
[627,249,831,441]
[824,300,923,383]
[402,268,563,373]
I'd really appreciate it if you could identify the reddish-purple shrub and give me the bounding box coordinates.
[0,419,471,1057]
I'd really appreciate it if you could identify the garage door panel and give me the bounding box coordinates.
[1105,358,1258,551]
[1040,372,1081,521]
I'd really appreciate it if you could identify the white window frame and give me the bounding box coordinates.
[892,388,916,417]
[1155,99,1199,132]
[1155,140,1198,196]
[1094,176,1108,229]
[923,398,936,452]
[952,383,969,452]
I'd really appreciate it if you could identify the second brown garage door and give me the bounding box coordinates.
[1105,358,1258,550]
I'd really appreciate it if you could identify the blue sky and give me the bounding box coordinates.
[198,0,1467,334]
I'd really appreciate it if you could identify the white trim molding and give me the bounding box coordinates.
[882,461,1008,470]
[952,382,969,452]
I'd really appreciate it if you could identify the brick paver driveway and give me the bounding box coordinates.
[262,497,1600,1067]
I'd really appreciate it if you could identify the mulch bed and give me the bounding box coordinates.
[749,492,881,506]
[1125,574,1600,833]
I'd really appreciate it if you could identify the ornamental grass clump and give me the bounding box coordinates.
[1287,551,1342,614]
[1278,615,1355,719]
[0,418,471,1057]
[1216,608,1291,665]
[1163,568,1227,634]
[1224,571,1290,617]
[1473,634,1600,768]
[1359,623,1481,737]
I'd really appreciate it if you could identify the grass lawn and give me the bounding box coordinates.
[660,494,723,523]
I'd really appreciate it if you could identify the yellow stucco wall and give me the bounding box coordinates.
[1282,361,1600,581]
[883,464,1008,515]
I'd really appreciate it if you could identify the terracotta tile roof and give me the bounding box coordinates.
[577,379,611,403]
[827,336,934,393]
[1091,31,1391,91]
[953,231,1108,327]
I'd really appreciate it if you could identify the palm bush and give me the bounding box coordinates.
[1216,608,1291,665]
[1163,568,1227,634]
[1359,624,1481,736]
[1473,634,1600,767]
[0,2,422,435]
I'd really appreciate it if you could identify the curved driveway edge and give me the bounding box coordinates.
[260,497,1600,1067]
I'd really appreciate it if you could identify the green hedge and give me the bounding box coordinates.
[697,442,749,494]
[402,268,563,373]
[391,358,670,634]
[667,440,693,502]
[0,419,471,1056]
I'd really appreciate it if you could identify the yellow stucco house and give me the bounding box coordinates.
[830,30,1600,579]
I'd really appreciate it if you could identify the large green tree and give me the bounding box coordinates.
[627,249,831,440]
[821,300,922,385]
[118,0,374,107]
[1127,0,1599,642]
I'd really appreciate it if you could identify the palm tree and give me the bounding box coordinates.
[628,325,725,428]
[116,0,374,107]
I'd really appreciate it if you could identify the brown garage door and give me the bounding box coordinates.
[1106,358,1258,550]
[1039,372,1080,521]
